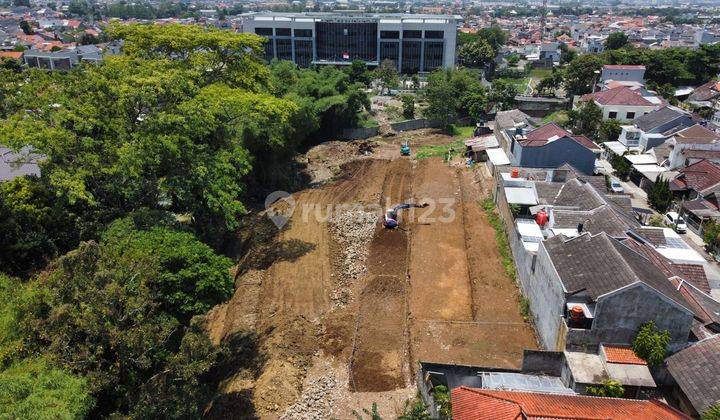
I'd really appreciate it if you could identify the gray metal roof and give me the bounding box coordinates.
[480,372,575,395]
[635,106,686,132]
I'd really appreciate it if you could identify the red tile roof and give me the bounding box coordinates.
[581,86,655,106]
[603,345,647,365]
[451,387,689,420]
[675,159,720,193]
[603,64,646,70]
[0,51,23,59]
[572,135,601,150]
[522,123,573,146]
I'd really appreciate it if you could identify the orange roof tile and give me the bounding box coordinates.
[603,345,647,365]
[451,387,689,420]
[0,51,23,59]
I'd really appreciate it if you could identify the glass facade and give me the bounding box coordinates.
[423,41,444,71]
[295,40,313,67]
[315,22,377,62]
[276,38,293,61]
[380,41,399,64]
[402,40,421,73]
[247,17,452,73]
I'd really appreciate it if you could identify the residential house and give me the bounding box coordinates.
[451,387,688,420]
[538,42,560,65]
[670,277,720,339]
[672,159,720,235]
[494,109,536,153]
[666,335,720,418]
[581,34,606,53]
[507,123,600,175]
[601,64,646,85]
[528,232,694,352]
[579,86,664,122]
[667,124,720,169]
[620,106,695,152]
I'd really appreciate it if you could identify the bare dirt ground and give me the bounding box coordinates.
[205,130,537,419]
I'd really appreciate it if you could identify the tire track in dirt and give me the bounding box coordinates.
[349,158,413,392]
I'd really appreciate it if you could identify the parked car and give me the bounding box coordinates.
[664,212,687,233]
[609,178,624,193]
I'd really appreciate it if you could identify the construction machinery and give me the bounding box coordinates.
[383,202,428,229]
[400,141,410,156]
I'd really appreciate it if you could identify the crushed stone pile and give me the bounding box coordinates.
[328,209,377,307]
[278,375,338,420]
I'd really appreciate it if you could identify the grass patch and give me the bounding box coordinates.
[497,77,529,93]
[541,110,569,126]
[452,125,475,139]
[359,116,379,128]
[415,139,465,160]
[519,295,530,321]
[528,68,552,80]
[481,197,516,282]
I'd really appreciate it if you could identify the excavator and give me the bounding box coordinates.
[383,202,429,229]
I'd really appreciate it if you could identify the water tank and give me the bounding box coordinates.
[535,210,548,227]
[511,168,520,178]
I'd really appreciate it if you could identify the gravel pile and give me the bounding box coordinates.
[328,209,377,307]
[279,375,338,420]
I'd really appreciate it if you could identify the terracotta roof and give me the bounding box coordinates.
[603,64,646,70]
[0,51,23,59]
[451,387,688,420]
[519,123,599,151]
[581,86,655,106]
[674,124,720,144]
[670,277,720,326]
[521,123,573,146]
[674,159,720,193]
[603,345,647,365]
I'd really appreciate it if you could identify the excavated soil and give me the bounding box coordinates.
[206,132,538,418]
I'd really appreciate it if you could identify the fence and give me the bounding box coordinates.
[389,118,442,133]
[340,126,380,140]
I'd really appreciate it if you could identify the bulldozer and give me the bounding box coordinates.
[383,202,428,229]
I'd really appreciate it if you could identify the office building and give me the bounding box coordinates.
[239,12,459,73]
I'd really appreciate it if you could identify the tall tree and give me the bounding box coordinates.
[489,79,518,111]
[632,321,671,366]
[424,69,459,130]
[458,38,495,69]
[564,54,603,96]
[567,100,603,137]
[605,32,629,50]
[648,176,673,213]
[375,59,399,94]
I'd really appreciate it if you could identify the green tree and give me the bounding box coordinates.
[375,59,399,94]
[536,68,564,96]
[398,394,430,420]
[564,54,603,96]
[433,385,452,420]
[648,176,673,213]
[598,119,622,143]
[559,44,577,65]
[489,78,518,111]
[458,38,495,69]
[586,379,625,398]
[461,83,488,122]
[702,403,720,420]
[347,59,371,87]
[605,32,629,50]
[401,94,415,119]
[610,153,633,180]
[632,321,671,366]
[476,25,508,53]
[703,218,720,250]
[424,70,459,130]
[567,100,603,137]
[19,20,33,35]
[0,357,94,419]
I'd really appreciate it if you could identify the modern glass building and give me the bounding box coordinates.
[239,12,459,73]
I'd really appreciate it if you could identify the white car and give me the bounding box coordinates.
[664,212,687,233]
[609,178,624,193]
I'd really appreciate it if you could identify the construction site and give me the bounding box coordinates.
[205,129,538,419]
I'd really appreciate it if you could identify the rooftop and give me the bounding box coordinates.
[603,64,647,70]
[451,387,687,420]
[581,86,656,107]
[666,335,720,414]
[635,106,687,132]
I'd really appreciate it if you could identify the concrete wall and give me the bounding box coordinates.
[598,104,658,122]
[515,96,569,118]
[521,350,565,376]
[390,118,441,132]
[577,283,694,351]
[340,126,380,140]
[601,68,645,83]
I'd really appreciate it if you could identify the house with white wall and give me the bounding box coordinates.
[667,124,720,169]
[579,86,664,122]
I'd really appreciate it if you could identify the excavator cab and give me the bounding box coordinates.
[400,141,410,156]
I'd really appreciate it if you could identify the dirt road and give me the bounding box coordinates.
[205,134,537,418]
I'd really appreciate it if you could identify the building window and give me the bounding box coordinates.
[423,41,444,71]
[608,111,617,119]
[403,30,422,39]
[275,28,291,36]
[380,30,399,39]
[380,41,399,63]
[255,27,273,36]
[294,40,313,67]
[276,38,292,61]
[315,22,377,62]
[626,112,635,120]
[424,30,444,39]
[402,40,421,73]
[294,29,312,37]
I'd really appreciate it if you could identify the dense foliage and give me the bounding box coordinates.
[0,24,374,418]
[648,176,673,213]
[632,321,671,366]
[423,68,488,128]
